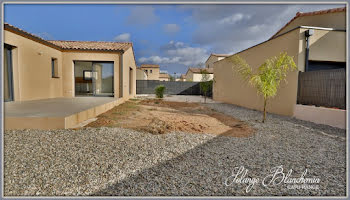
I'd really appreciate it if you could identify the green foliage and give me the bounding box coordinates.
[155,85,166,98]
[169,75,175,81]
[200,69,212,103]
[230,52,297,122]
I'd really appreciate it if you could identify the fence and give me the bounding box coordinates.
[136,80,212,96]
[297,69,346,109]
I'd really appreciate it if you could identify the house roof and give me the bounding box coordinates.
[159,73,170,78]
[140,64,160,68]
[4,23,132,52]
[49,40,132,51]
[205,53,231,63]
[211,53,230,57]
[270,7,346,39]
[188,67,214,74]
[4,23,63,50]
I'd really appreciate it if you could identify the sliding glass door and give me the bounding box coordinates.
[74,61,114,97]
[4,44,14,102]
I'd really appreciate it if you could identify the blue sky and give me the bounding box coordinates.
[4,4,343,75]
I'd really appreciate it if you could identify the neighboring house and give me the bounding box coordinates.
[185,68,214,82]
[3,23,137,102]
[136,67,147,80]
[213,7,346,123]
[159,73,170,81]
[179,74,186,82]
[139,64,160,80]
[205,53,230,69]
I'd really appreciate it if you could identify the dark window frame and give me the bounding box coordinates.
[51,58,59,78]
[4,44,14,101]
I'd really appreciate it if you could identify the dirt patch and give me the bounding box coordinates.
[87,99,254,137]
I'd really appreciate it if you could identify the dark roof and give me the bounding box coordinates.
[140,64,160,68]
[4,23,132,52]
[270,7,346,39]
[188,67,214,74]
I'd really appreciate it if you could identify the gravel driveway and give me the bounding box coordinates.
[4,102,346,196]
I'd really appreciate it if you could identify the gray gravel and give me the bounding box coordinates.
[4,102,346,196]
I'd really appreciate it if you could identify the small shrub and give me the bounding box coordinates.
[155,85,166,98]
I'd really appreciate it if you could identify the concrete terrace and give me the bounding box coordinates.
[5,97,122,130]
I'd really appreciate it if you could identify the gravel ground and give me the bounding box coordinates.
[4,102,346,196]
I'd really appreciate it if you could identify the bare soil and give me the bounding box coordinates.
[87,99,254,137]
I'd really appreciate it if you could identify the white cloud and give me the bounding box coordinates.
[114,33,131,42]
[218,13,251,25]
[126,6,158,25]
[138,41,208,67]
[139,56,181,64]
[163,24,181,34]
[181,4,343,54]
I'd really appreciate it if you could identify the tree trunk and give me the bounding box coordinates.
[262,97,267,123]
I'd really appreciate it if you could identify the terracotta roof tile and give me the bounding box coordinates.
[159,73,170,78]
[5,23,132,52]
[49,40,132,51]
[188,67,213,74]
[270,7,346,39]
[140,64,160,68]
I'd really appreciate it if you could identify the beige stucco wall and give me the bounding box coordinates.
[186,71,214,82]
[275,11,346,37]
[4,30,63,101]
[140,67,159,80]
[297,29,346,72]
[159,78,169,81]
[136,68,147,80]
[307,29,346,62]
[61,51,121,98]
[122,47,137,99]
[185,70,194,81]
[213,28,301,116]
[206,55,227,68]
[206,56,218,68]
[294,104,346,129]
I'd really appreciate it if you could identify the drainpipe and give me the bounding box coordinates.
[304,29,314,72]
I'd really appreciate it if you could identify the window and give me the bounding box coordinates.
[4,44,14,101]
[145,69,148,73]
[83,70,93,80]
[150,69,153,73]
[129,67,133,94]
[51,58,59,78]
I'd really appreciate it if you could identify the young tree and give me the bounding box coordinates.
[200,69,212,103]
[230,52,297,123]
[169,75,175,81]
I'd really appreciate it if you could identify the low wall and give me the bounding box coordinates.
[293,104,346,129]
[137,80,208,95]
